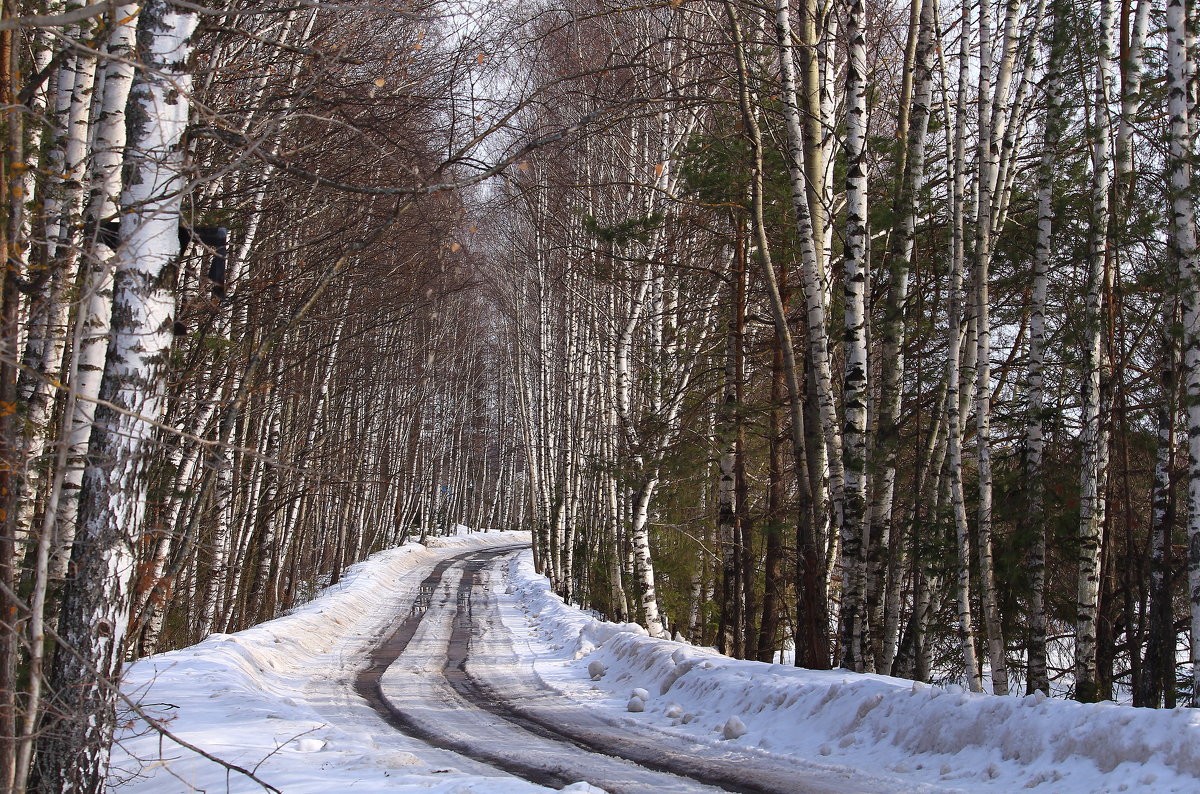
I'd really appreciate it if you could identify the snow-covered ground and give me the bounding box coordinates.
[504,552,1200,793]
[112,531,570,793]
[113,534,1200,793]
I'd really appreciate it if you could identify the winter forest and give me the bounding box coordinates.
[3,0,1200,790]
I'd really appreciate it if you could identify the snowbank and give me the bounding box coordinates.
[112,531,555,793]
[507,550,1200,793]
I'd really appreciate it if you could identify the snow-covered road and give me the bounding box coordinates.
[113,531,1200,793]
[360,545,880,793]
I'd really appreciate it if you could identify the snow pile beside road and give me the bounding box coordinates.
[507,550,1200,793]
[112,531,557,794]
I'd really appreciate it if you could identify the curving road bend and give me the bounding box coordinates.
[352,546,920,794]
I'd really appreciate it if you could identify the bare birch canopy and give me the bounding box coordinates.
[0,0,1199,788]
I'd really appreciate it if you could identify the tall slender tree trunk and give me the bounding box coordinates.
[718,244,744,656]
[1165,0,1200,708]
[36,5,196,788]
[1077,0,1117,703]
[16,33,98,541]
[0,10,22,788]
[971,0,1017,698]
[945,0,982,692]
[834,0,870,671]
[865,0,937,674]
[1022,0,1066,697]
[775,0,845,595]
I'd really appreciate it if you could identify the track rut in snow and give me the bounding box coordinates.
[356,547,864,794]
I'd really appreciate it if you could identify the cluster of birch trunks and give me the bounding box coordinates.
[3,0,1200,790]
[0,1,532,790]
[498,0,1200,724]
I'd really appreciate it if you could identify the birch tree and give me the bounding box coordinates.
[36,4,197,788]
[1166,0,1200,707]
[1020,0,1065,697]
[1075,0,1116,704]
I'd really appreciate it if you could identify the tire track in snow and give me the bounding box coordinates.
[449,560,782,793]
[357,547,729,791]
[359,546,856,793]
[456,558,865,794]
[355,545,604,789]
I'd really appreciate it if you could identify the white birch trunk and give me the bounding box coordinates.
[1166,0,1200,707]
[37,5,196,788]
[55,3,140,566]
[1075,0,1116,703]
[946,1,981,691]
[1022,0,1065,696]
[16,34,98,538]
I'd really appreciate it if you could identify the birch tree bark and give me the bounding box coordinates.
[1021,0,1065,697]
[971,0,1022,698]
[16,24,98,539]
[55,2,141,570]
[836,0,871,671]
[945,0,982,692]
[1165,0,1200,708]
[1076,0,1116,703]
[36,4,196,788]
